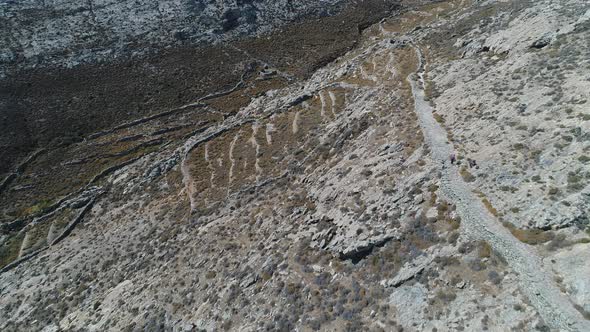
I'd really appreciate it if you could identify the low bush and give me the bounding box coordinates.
[477,241,492,258]
[487,270,502,285]
[503,222,554,245]
[433,113,445,123]
[435,289,457,303]
[459,168,476,182]
[481,198,499,217]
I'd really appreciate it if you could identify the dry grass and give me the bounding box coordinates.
[0,233,24,269]
[429,192,438,206]
[481,198,499,217]
[433,113,445,124]
[383,0,467,34]
[206,74,288,115]
[19,199,53,218]
[448,217,461,230]
[503,222,554,245]
[459,167,476,182]
[477,241,492,259]
[472,190,500,218]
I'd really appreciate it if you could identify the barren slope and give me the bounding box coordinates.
[1,0,589,331]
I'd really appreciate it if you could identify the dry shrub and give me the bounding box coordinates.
[433,113,445,123]
[503,222,554,245]
[435,289,456,303]
[453,220,463,231]
[460,167,476,182]
[477,241,492,258]
[481,198,498,217]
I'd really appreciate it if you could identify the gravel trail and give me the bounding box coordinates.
[408,46,590,332]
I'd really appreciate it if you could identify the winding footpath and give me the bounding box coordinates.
[408,46,590,332]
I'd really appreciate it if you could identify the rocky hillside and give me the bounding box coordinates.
[1,0,590,331]
[0,0,397,177]
[0,0,349,75]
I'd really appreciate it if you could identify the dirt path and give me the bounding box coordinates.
[408,46,590,332]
